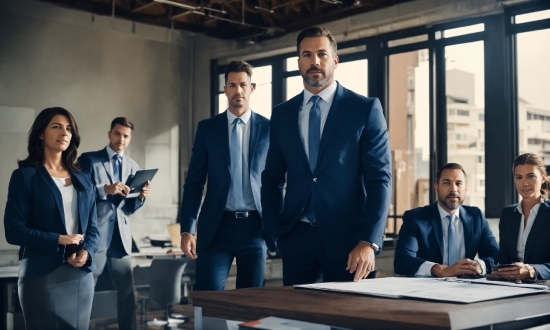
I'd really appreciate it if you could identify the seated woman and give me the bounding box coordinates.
[495,153,550,281]
[3,107,99,329]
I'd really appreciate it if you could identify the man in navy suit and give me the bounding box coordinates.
[261,26,392,285]
[180,60,274,291]
[394,163,499,277]
[79,117,151,330]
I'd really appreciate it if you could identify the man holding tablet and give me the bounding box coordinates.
[79,117,151,330]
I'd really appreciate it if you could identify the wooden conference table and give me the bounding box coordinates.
[191,285,550,329]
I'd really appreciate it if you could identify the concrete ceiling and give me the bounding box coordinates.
[38,0,413,40]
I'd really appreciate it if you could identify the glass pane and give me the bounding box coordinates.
[445,41,485,212]
[218,93,226,114]
[443,24,484,38]
[250,65,272,118]
[387,49,430,234]
[286,57,298,72]
[517,29,550,163]
[285,75,303,101]
[218,74,225,93]
[336,59,368,97]
[515,10,550,24]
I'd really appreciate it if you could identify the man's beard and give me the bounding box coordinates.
[439,193,464,210]
[302,67,333,88]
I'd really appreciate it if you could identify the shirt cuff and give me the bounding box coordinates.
[475,259,486,275]
[97,184,108,200]
[416,261,437,277]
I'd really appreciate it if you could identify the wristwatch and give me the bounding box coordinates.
[362,241,380,252]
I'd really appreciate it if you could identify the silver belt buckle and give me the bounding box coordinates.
[235,211,248,218]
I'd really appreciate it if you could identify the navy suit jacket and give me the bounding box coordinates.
[179,111,275,252]
[498,201,550,280]
[394,203,499,276]
[4,166,99,275]
[79,148,143,256]
[261,82,392,262]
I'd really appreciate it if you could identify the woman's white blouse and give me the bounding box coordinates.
[51,176,80,235]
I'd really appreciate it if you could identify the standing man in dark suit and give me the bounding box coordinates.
[261,26,392,285]
[79,117,151,330]
[394,163,499,277]
[180,60,274,291]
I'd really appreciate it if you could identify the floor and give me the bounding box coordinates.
[92,304,195,330]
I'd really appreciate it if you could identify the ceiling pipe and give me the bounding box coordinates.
[153,0,199,11]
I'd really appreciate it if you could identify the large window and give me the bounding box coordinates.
[445,40,485,211]
[517,28,550,161]
[387,49,429,234]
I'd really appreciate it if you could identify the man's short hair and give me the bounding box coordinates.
[436,163,467,183]
[224,60,254,84]
[296,26,337,56]
[110,117,134,131]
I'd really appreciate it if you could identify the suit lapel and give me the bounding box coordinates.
[100,148,114,183]
[121,154,130,183]
[249,112,260,167]
[287,93,310,169]
[317,82,347,165]
[507,206,522,261]
[219,111,231,173]
[430,203,444,261]
[459,206,474,258]
[37,166,66,229]
[72,173,87,234]
[524,202,550,261]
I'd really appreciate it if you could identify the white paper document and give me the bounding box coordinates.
[295,277,548,303]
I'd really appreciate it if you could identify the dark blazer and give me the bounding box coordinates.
[79,148,143,255]
[394,202,499,276]
[4,166,99,275]
[261,82,392,262]
[498,201,550,280]
[179,111,275,252]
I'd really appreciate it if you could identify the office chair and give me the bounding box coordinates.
[137,258,191,327]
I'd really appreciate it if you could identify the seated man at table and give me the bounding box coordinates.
[394,163,499,277]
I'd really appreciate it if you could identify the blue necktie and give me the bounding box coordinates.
[447,214,459,266]
[230,118,245,210]
[112,154,122,182]
[308,95,321,173]
[304,95,321,222]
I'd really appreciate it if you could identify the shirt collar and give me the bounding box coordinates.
[302,80,338,109]
[227,108,252,125]
[437,202,461,221]
[106,146,124,159]
[516,200,541,216]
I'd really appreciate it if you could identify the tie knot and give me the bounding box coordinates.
[309,95,321,106]
[447,214,454,223]
[233,118,242,126]
[112,154,121,161]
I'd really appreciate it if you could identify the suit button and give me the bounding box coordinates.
[313,178,317,182]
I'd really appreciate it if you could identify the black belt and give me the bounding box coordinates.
[223,210,260,218]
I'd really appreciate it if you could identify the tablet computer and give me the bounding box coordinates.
[125,168,158,198]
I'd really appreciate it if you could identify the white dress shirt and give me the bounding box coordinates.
[225,109,256,211]
[51,176,79,235]
[298,81,338,160]
[97,146,125,200]
[416,203,487,276]
[516,201,540,261]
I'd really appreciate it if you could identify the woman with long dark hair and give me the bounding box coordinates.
[495,153,550,281]
[4,107,99,329]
